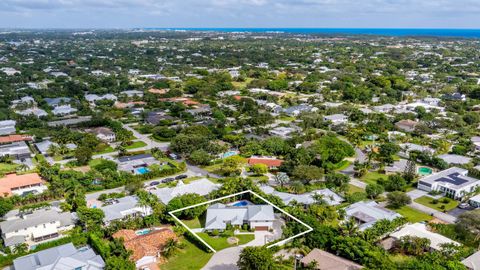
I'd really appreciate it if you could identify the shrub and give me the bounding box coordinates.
[211,229,219,236]
[432,199,439,204]
[442,198,450,204]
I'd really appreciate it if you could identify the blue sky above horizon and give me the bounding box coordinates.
[0,0,479,29]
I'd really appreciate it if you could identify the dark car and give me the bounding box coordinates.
[175,174,188,180]
[163,177,175,183]
[149,181,160,186]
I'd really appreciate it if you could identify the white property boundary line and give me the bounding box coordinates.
[168,190,313,253]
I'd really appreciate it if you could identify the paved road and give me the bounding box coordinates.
[123,123,170,151]
[350,179,367,189]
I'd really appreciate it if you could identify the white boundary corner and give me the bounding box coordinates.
[168,190,313,253]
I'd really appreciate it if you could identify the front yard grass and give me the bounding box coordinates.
[0,163,19,175]
[334,160,351,171]
[392,206,433,223]
[360,171,388,185]
[161,238,213,270]
[347,184,365,195]
[181,216,204,229]
[196,232,255,251]
[414,196,459,212]
[94,146,114,155]
[125,141,147,149]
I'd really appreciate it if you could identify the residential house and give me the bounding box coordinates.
[0,173,47,197]
[471,136,480,151]
[87,127,116,142]
[187,105,212,119]
[443,93,466,101]
[0,134,33,145]
[389,223,459,251]
[399,143,435,158]
[99,196,153,225]
[0,141,31,160]
[205,203,275,231]
[0,120,16,135]
[300,248,363,270]
[47,116,92,127]
[52,104,77,116]
[116,154,161,174]
[418,167,480,200]
[462,250,480,270]
[344,201,401,230]
[269,126,298,139]
[0,207,75,248]
[15,108,48,117]
[150,178,219,204]
[44,97,71,107]
[35,140,76,156]
[247,156,283,169]
[121,90,144,98]
[12,243,105,270]
[373,104,395,113]
[323,114,348,125]
[283,104,318,116]
[0,67,20,76]
[395,119,419,132]
[85,93,117,105]
[260,185,343,206]
[145,111,175,125]
[113,227,177,269]
[437,154,472,165]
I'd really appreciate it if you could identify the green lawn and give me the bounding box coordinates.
[0,163,19,175]
[182,217,203,229]
[196,233,255,251]
[334,160,351,171]
[94,146,114,155]
[347,184,365,195]
[125,141,147,149]
[393,206,433,223]
[414,196,459,212]
[360,171,388,185]
[161,238,213,270]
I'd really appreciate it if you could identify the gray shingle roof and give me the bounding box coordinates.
[13,243,105,270]
[0,208,75,234]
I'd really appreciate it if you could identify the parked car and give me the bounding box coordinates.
[458,203,470,209]
[163,177,175,183]
[175,174,188,180]
[149,181,160,186]
[169,153,179,159]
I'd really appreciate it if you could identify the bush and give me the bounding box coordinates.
[442,198,450,204]
[211,229,219,236]
[387,191,411,209]
[242,224,248,231]
[432,199,439,204]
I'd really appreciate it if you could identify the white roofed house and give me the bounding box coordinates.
[323,114,348,125]
[0,120,16,135]
[204,203,275,231]
[417,167,480,200]
[0,207,76,249]
[86,127,116,142]
[269,126,298,139]
[12,243,105,270]
[260,185,343,206]
[98,196,152,225]
[51,104,77,116]
[121,90,144,98]
[150,178,220,204]
[399,143,435,158]
[389,223,459,251]
[85,93,117,106]
[344,201,402,230]
[437,154,472,166]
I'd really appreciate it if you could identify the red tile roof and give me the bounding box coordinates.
[0,135,32,144]
[113,227,177,262]
[0,173,44,197]
[247,157,283,168]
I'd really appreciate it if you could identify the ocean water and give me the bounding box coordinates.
[149,28,480,38]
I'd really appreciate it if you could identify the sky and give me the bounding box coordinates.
[0,0,479,29]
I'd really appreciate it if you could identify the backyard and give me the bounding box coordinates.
[360,171,388,185]
[414,196,459,212]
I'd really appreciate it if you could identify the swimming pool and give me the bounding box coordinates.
[136,167,150,175]
[231,200,251,207]
[135,229,151,236]
[418,167,433,176]
[222,151,238,159]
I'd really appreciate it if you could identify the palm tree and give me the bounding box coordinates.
[58,144,69,156]
[162,238,182,258]
[47,144,60,157]
[13,243,28,255]
[16,164,29,172]
[341,217,359,236]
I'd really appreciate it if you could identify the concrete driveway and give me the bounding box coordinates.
[202,231,273,270]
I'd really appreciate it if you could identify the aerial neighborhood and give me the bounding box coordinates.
[0,29,480,270]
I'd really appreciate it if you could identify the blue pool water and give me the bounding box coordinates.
[222,151,237,159]
[135,229,151,236]
[136,167,150,174]
[233,200,249,207]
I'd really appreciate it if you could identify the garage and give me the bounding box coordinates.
[255,226,269,231]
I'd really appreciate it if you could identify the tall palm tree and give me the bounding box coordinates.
[341,217,359,236]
